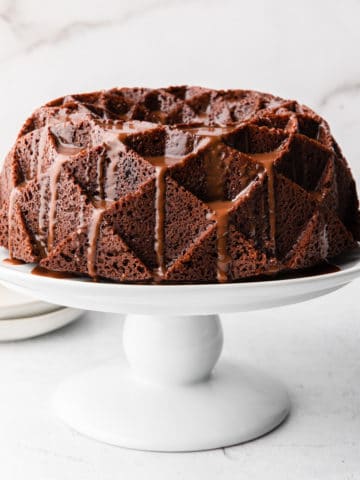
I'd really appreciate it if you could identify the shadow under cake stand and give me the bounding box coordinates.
[1,247,359,452]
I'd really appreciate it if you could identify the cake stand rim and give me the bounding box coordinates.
[0,246,359,292]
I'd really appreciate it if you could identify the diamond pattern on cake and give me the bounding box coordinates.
[0,86,358,283]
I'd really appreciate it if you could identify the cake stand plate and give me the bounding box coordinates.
[0,247,359,451]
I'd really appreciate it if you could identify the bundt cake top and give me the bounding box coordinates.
[0,86,358,283]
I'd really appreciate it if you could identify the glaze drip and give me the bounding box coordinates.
[146,127,236,281]
[144,154,184,279]
[21,120,291,282]
[87,207,103,278]
[31,265,74,279]
[203,147,279,282]
[247,151,279,253]
[103,131,126,201]
[47,142,83,251]
[202,137,232,282]
[83,123,165,279]
[1,86,355,285]
[32,121,281,283]
[8,186,22,257]
[154,166,166,277]
[86,199,113,278]
[207,200,234,282]
[2,257,24,266]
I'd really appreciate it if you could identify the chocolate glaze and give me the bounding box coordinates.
[48,143,83,250]
[146,127,237,281]
[29,260,341,281]
[247,151,279,252]
[87,208,103,278]
[1,86,358,284]
[207,200,234,282]
[203,138,279,281]
[145,154,184,278]
[154,165,166,277]
[86,199,113,278]
[2,257,25,265]
[8,186,20,254]
[32,122,347,283]
[31,265,76,279]
[104,143,122,199]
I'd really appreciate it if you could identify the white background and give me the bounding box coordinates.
[0,0,359,478]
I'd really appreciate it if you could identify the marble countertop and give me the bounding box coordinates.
[0,0,359,478]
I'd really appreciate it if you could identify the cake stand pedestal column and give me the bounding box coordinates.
[54,313,290,452]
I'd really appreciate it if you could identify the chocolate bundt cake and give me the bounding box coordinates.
[0,86,359,283]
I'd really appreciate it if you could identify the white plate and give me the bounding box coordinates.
[0,307,84,342]
[0,281,60,319]
[0,247,359,314]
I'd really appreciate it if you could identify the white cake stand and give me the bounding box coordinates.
[0,247,359,452]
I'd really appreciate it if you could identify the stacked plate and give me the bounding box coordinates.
[0,282,83,341]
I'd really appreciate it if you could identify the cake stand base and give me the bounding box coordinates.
[54,314,290,451]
